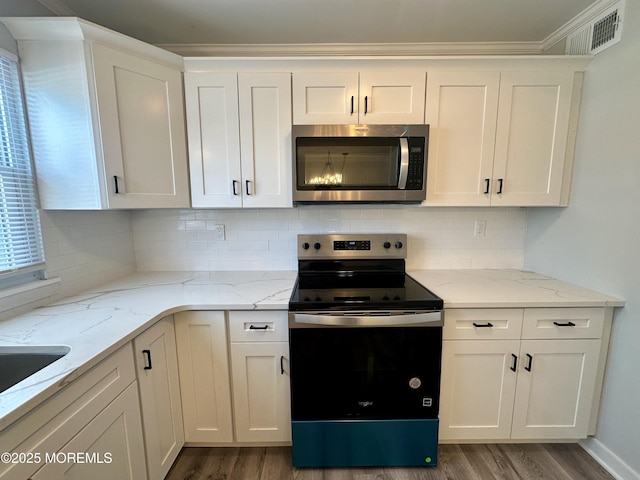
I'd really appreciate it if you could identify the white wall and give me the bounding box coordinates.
[524,3,640,478]
[132,206,526,271]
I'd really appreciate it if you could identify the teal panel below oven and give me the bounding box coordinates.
[291,419,438,467]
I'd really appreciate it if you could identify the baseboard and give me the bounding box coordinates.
[580,438,640,480]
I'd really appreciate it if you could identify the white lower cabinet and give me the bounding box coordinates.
[133,316,184,480]
[229,311,291,443]
[175,310,291,445]
[0,345,146,480]
[439,307,606,442]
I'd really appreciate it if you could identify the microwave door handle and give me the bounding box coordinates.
[398,137,409,189]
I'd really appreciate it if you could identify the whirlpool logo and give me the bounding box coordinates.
[357,401,374,407]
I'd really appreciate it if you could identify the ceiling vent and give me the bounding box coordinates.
[566,0,624,55]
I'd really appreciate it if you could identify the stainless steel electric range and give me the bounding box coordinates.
[288,233,444,468]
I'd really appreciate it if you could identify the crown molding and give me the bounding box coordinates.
[37,0,76,16]
[157,41,546,58]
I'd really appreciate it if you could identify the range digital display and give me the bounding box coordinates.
[334,240,371,251]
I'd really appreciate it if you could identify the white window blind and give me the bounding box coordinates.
[0,49,45,279]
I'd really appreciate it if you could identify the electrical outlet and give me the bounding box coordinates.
[474,220,486,237]
[212,224,225,241]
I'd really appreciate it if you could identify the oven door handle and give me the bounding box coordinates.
[290,311,442,327]
[397,137,409,190]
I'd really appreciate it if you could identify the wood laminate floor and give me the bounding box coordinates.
[165,444,614,480]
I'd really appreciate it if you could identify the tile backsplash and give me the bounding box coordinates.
[133,206,527,271]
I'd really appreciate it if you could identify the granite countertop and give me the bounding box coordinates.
[0,268,624,431]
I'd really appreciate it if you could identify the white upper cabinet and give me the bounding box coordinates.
[425,70,580,207]
[185,71,292,208]
[292,71,426,124]
[2,17,190,210]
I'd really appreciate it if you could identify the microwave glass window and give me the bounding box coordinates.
[297,138,400,189]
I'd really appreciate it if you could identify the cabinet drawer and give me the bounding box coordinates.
[443,309,523,340]
[229,311,288,342]
[522,308,605,339]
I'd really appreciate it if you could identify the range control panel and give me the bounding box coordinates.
[297,234,407,260]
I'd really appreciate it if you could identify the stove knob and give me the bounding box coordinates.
[302,242,310,250]
[383,242,391,249]
[314,242,321,250]
[395,241,403,249]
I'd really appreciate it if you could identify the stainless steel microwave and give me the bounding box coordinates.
[292,124,429,204]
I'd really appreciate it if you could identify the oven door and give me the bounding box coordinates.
[289,317,442,421]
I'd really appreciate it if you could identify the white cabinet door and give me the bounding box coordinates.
[238,73,293,208]
[174,311,233,443]
[230,342,291,443]
[31,383,147,480]
[439,339,519,440]
[292,71,425,124]
[511,339,600,439]
[359,71,426,124]
[492,71,575,206]
[424,71,499,206]
[134,316,184,480]
[185,72,243,208]
[185,72,292,208]
[92,44,189,209]
[292,72,359,124]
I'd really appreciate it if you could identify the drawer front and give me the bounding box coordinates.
[443,309,523,340]
[521,308,605,339]
[229,310,288,342]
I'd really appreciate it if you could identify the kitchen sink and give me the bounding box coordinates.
[0,345,71,394]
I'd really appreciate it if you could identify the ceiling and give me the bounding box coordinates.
[1,0,603,52]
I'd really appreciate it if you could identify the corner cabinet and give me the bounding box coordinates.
[184,72,292,208]
[439,308,610,442]
[292,71,426,125]
[425,70,581,207]
[2,17,190,209]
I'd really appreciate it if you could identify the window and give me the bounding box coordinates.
[0,48,45,285]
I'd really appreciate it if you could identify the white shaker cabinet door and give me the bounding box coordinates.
[439,339,519,440]
[230,341,292,443]
[292,72,359,124]
[134,316,184,480]
[358,71,426,124]
[174,311,234,443]
[185,72,243,208]
[511,339,600,439]
[92,44,190,209]
[238,73,293,208]
[425,71,500,206]
[492,71,575,206]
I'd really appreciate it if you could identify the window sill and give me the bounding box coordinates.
[0,277,61,315]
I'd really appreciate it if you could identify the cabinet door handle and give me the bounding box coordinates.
[364,95,368,115]
[245,180,252,195]
[484,178,490,194]
[113,175,120,194]
[553,321,576,327]
[280,355,285,375]
[350,96,354,115]
[473,322,493,328]
[510,354,518,372]
[525,353,533,372]
[232,180,239,196]
[142,349,152,370]
[249,324,269,330]
[497,178,504,194]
